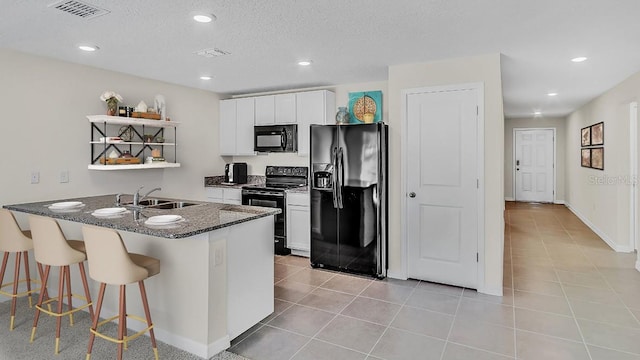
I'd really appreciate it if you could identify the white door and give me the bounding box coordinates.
[406,86,480,288]
[514,129,554,202]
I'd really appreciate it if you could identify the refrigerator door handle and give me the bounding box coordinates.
[331,147,338,209]
[337,147,344,209]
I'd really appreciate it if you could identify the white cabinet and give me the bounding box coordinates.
[296,90,336,156]
[219,98,256,156]
[206,187,242,205]
[87,115,180,170]
[254,94,296,125]
[286,192,310,256]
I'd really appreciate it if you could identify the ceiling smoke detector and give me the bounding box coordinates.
[48,0,110,19]
[195,48,232,58]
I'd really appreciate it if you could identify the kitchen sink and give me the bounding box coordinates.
[146,201,200,209]
[122,198,172,207]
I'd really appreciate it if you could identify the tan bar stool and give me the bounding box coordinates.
[0,209,44,330]
[82,225,160,360]
[28,215,94,355]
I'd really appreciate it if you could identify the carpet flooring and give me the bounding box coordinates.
[0,296,249,360]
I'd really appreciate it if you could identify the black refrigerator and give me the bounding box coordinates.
[309,122,388,278]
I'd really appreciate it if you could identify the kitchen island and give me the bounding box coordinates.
[3,195,279,358]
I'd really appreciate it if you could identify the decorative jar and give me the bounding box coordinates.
[336,107,350,125]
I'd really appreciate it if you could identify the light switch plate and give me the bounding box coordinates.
[31,171,39,184]
[60,170,69,183]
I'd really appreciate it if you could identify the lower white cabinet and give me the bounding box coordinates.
[286,192,310,256]
[206,187,242,205]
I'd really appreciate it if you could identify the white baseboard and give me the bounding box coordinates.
[636,260,640,273]
[566,203,634,253]
[478,285,503,297]
[95,306,230,358]
[386,270,407,280]
[554,199,566,205]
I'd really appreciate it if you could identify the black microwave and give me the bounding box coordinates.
[254,124,297,153]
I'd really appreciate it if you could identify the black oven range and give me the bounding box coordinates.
[241,166,308,255]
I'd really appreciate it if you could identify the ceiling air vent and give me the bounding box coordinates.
[48,0,110,19]
[195,48,232,58]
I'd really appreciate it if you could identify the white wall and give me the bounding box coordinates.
[504,117,567,202]
[0,49,223,210]
[388,54,505,294]
[565,70,640,252]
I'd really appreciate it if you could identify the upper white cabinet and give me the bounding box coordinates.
[219,98,256,156]
[296,90,336,156]
[254,93,297,125]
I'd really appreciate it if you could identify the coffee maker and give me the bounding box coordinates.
[224,163,248,184]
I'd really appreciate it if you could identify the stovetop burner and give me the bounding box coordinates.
[242,166,308,192]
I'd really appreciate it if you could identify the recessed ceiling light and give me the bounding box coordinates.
[193,13,215,23]
[200,76,212,80]
[78,44,99,52]
[547,92,558,97]
[571,56,588,63]
[298,60,312,66]
[534,111,542,116]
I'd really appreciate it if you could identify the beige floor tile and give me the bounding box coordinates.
[274,279,317,303]
[297,287,355,313]
[370,327,446,360]
[511,255,554,268]
[320,274,372,295]
[448,317,515,357]
[274,263,305,279]
[231,325,310,360]
[360,281,414,304]
[390,305,454,340]
[315,315,385,354]
[285,268,336,287]
[511,246,549,258]
[588,345,640,360]
[405,288,461,315]
[555,270,609,289]
[340,297,401,326]
[416,281,464,296]
[462,288,513,306]
[513,290,572,315]
[291,339,367,360]
[268,304,336,336]
[578,319,640,354]
[515,330,589,360]
[456,298,514,328]
[441,343,514,360]
[277,255,311,267]
[513,277,564,297]
[562,284,625,306]
[514,308,582,341]
[569,298,640,328]
[261,298,295,323]
[512,264,558,282]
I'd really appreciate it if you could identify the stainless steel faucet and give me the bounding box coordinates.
[115,193,123,207]
[133,186,162,206]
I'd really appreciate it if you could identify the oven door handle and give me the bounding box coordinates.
[242,190,285,198]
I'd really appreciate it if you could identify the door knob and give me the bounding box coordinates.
[408,192,416,198]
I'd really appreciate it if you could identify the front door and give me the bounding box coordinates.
[406,85,480,289]
[514,129,554,203]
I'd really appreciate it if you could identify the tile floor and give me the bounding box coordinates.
[230,202,640,360]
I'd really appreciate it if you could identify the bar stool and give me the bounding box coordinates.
[0,209,43,330]
[28,215,94,355]
[82,225,160,360]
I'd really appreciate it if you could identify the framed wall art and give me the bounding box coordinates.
[591,147,604,170]
[348,90,382,124]
[581,148,591,168]
[581,126,591,147]
[591,122,604,146]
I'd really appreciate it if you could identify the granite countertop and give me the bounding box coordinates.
[3,194,280,239]
[204,175,265,189]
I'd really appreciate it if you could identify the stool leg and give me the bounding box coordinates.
[31,265,51,342]
[36,263,51,308]
[10,252,21,331]
[78,262,94,319]
[23,251,33,308]
[139,280,158,360]
[0,253,9,330]
[65,265,73,326]
[55,266,65,354]
[123,287,128,350]
[86,282,106,360]
[117,284,126,360]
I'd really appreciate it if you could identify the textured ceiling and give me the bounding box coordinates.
[2,0,640,118]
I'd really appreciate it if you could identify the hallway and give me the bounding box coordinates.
[230,203,640,359]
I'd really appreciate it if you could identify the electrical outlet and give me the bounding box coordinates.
[31,171,39,184]
[60,170,69,183]
[214,248,224,266]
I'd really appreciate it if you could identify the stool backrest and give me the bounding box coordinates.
[82,225,148,285]
[0,209,33,252]
[28,215,85,266]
